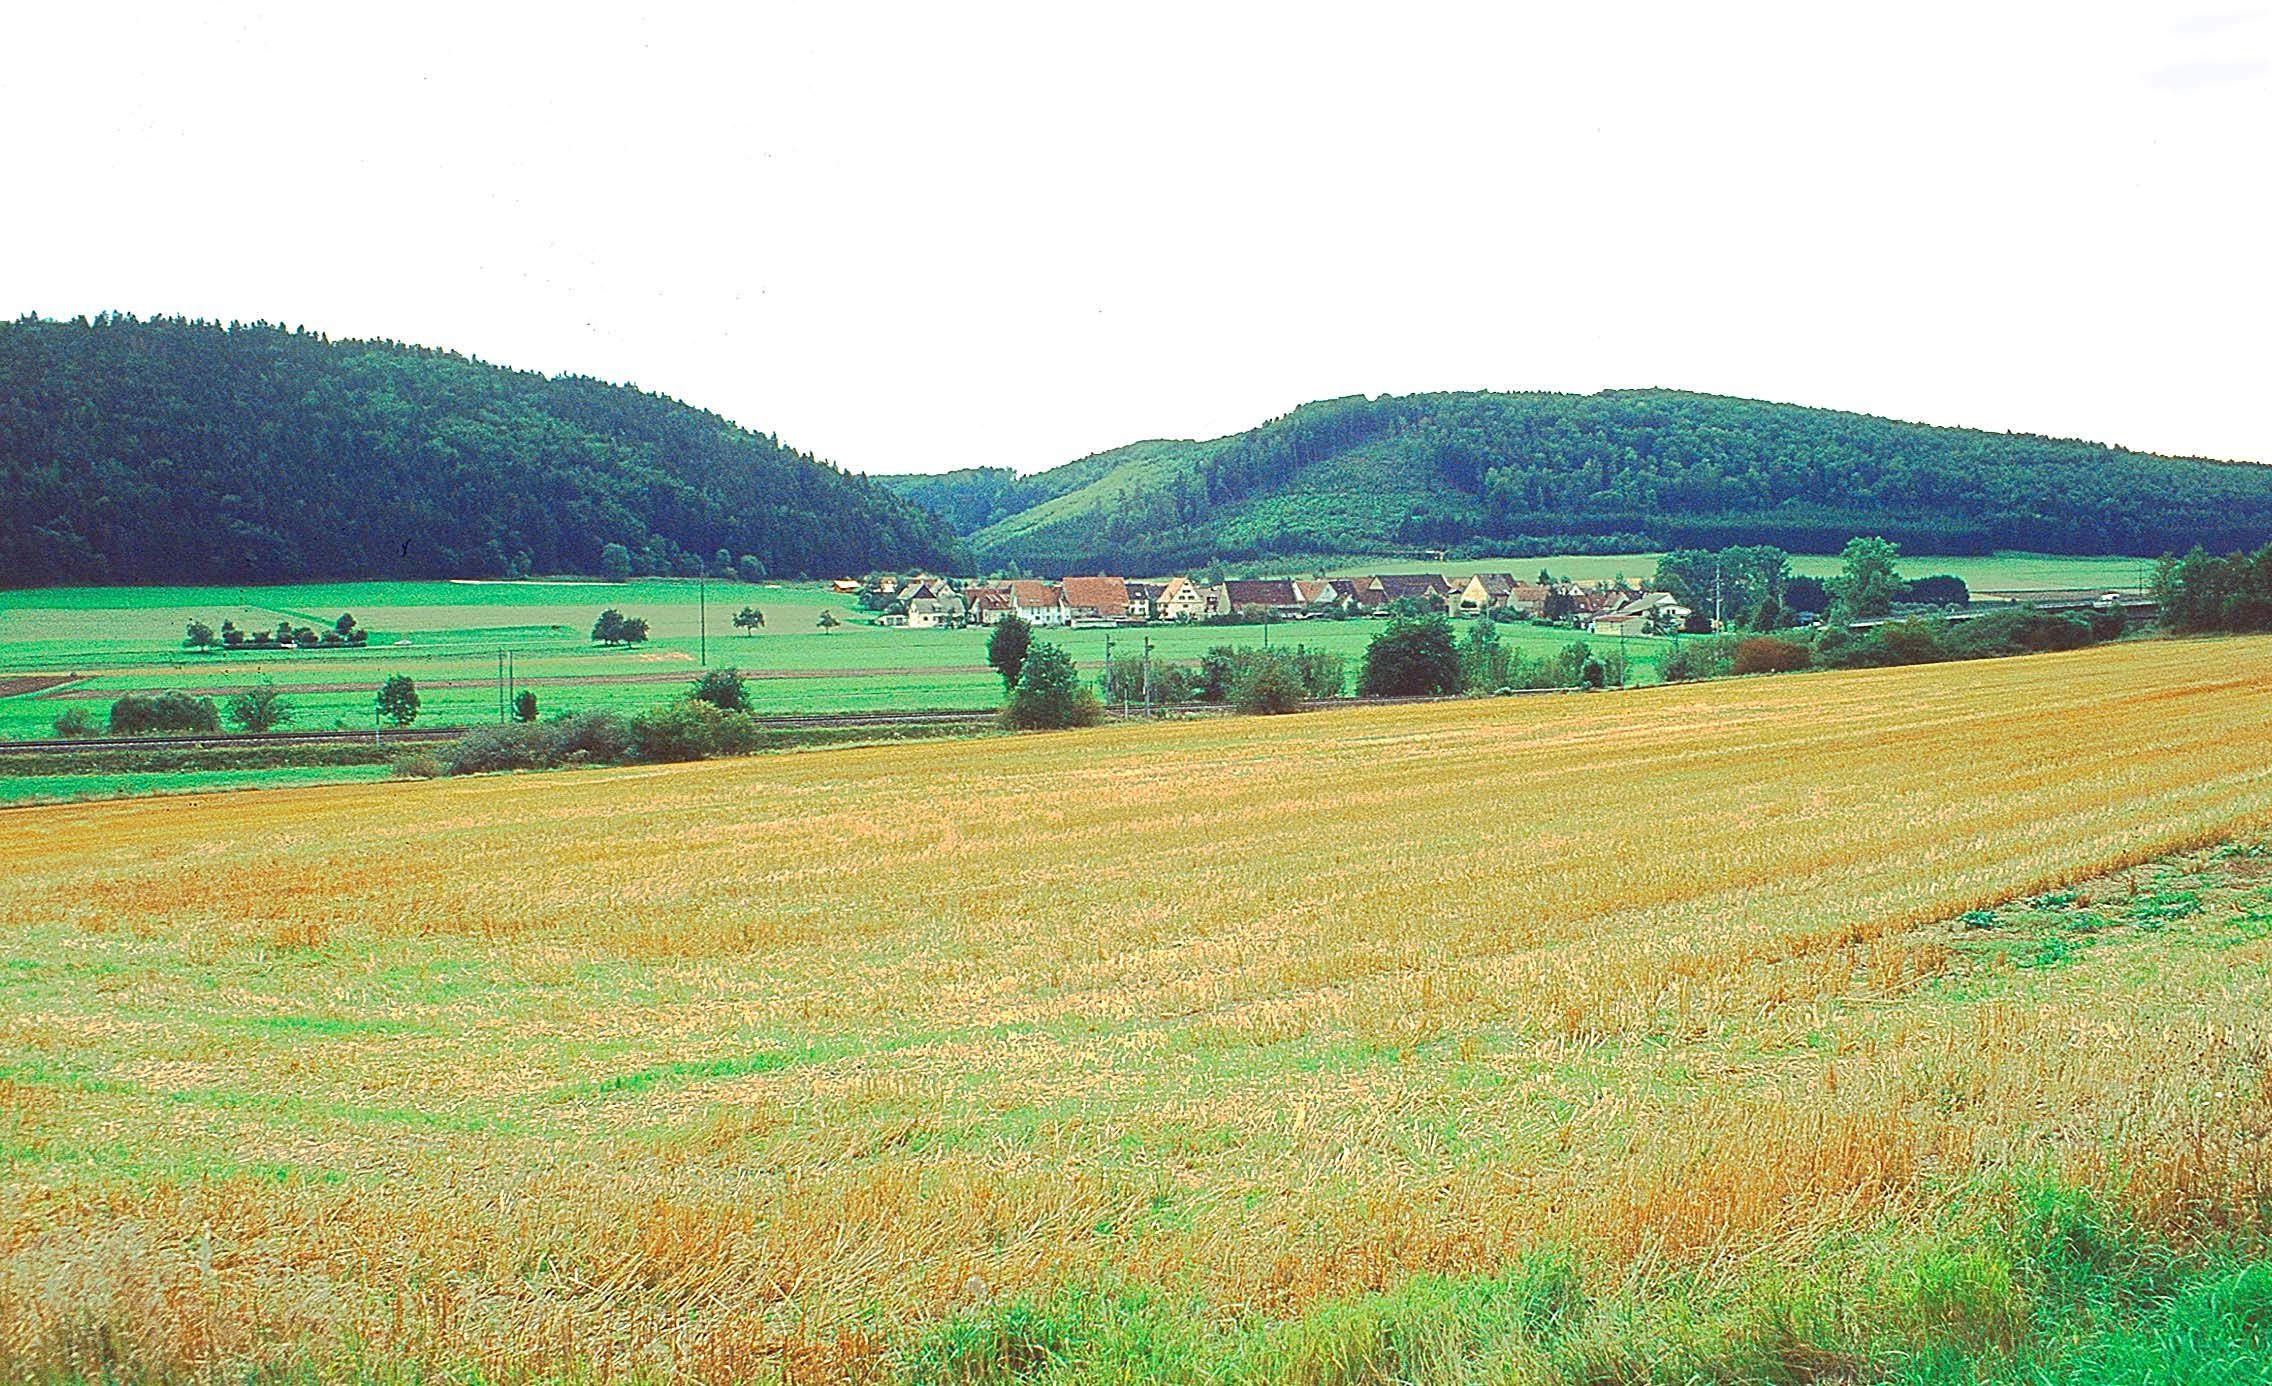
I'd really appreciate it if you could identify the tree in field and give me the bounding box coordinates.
[335,612,358,639]
[1005,642,1101,729]
[1359,614,1462,696]
[987,614,1033,689]
[184,619,216,649]
[226,679,292,733]
[1828,536,1903,621]
[513,689,539,722]
[816,609,840,631]
[1458,618,1510,692]
[592,609,648,645]
[599,543,633,582]
[690,667,750,713]
[1232,651,1304,714]
[376,674,420,726]
[733,606,765,635]
[220,619,243,648]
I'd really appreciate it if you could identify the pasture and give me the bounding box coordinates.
[0,576,1682,741]
[4,636,2271,1382]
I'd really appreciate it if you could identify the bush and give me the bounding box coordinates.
[1943,607,2095,659]
[550,710,634,763]
[1659,637,1738,683]
[689,667,750,713]
[629,699,759,762]
[52,707,99,738]
[1005,643,1102,730]
[512,690,539,723]
[108,691,221,735]
[1233,652,1306,714]
[443,724,551,775]
[390,752,443,779]
[1731,636,1812,675]
[225,680,293,733]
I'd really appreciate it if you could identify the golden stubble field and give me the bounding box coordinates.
[4,636,2272,1382]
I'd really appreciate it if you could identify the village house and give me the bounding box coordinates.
[1451,573,1518,616]
[1125,581,1163,622]
[1506,581,1551,617]
[900,577,966,629]
[1005,579,1073,627]
[1374,572,1456,612]
[1589,591,1688,638]
[1292,579,1351,613]
[1153,575,1217,621]
[961,586,1014,626]
[1060,575,1132,623]
[1335,576,1389,613]
[1217,578,1303,615]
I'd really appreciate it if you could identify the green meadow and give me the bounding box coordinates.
[0,573,1682,741]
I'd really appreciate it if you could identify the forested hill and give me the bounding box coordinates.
[0,315,966,585]
[886,391,2272,574]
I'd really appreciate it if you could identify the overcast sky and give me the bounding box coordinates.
[6,3,2268,473]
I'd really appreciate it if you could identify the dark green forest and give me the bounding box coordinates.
[0,314,966,585]
[903,390,2272,574]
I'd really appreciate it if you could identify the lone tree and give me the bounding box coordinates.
[599,543,633,582]
[184,619,216,649]
[376,674,420,726]
[1359,614,1463,696]
[512,689,539,723]
[690,667,751,713]
[816,610,840,631]
[1829,536,1903,621]
[226,679,292,733]
[591,609,649,646]
[1005,642,1101,730]
[732,606,765,635]
[987,614,1034,689]
[1233,651,1305,715]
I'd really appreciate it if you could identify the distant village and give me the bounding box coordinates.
[837,571,1709,638]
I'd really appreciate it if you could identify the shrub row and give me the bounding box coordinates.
[434,702,760,776]
[1662,606,2128,682]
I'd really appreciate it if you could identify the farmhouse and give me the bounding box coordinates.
[1125,581,1162,622]
[1506,581,1550,616]
[1061,575,1132,622]
[1338,576,1389,612]
[962,587,1014,626]
[1219,579,1303,615]
[1589,591,1688,637]
[1153,576,1216,621]
[1452,573,1517,616]
[1375,572,1456,611]
[1005,580,1073,627]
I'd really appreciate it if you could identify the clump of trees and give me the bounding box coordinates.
[108,691,220,734]
[1004,642,1101,730]
[439,700,759,776]
[2154,542,2272,632]
[591,609,650,646]
[185,613,368,650]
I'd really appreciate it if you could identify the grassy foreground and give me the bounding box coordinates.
[4,637,2272,1382]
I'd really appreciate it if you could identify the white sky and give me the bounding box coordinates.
[5,2,2268,473]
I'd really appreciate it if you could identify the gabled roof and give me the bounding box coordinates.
[1466,573,1517,597]
[1509,582,1550,604]
[1339,576,1388,606]
[1060,575,1130,617]
[1005,580,1064,608]
[1376,572,1452,599]
[1221,579,1300,607]
[1292,579,1339,604]
[969,590,1013,611]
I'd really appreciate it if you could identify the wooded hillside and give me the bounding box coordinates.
[0,315,966,585]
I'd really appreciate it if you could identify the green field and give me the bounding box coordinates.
[0,575,1692,741]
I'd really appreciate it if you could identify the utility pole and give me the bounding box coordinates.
[698,567,708,668]
[497,650,506,722]
[1142,635,1154,715]
[1714,561,1724,630]
[1103,630,1114,714]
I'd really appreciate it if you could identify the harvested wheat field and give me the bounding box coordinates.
[6,636,2272,1383]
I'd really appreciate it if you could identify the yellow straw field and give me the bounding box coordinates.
[5,636,2272,1382]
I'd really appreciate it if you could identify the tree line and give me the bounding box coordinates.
[0,314,967,585]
